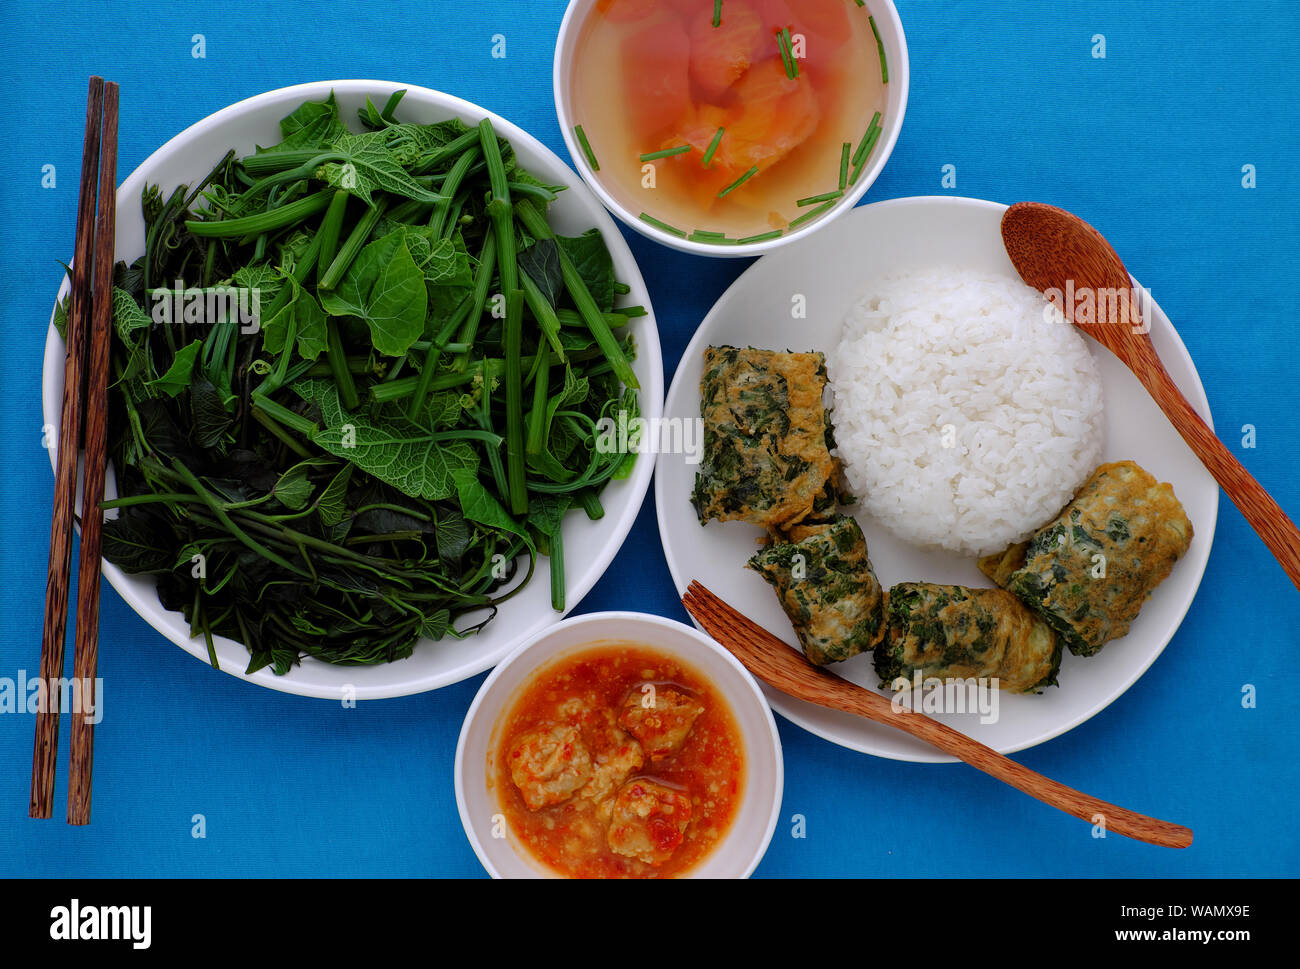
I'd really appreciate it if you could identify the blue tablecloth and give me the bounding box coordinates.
[1,0,1297,877]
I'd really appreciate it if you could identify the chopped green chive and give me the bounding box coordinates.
[839,142,851,190]
[702,127,726,168]
[574,124,599,171]
[784,28,799,79]
[853,0,865,7]
[717,165,758,198]
[796,190,844,207]
[736,229,784,244]
[853,112,883,165]
[640,145,692,162]
[688,230,739,245]
[850,125,883,185]
[789,200,837,230]
[713,0,722,27]
[870,15,889,83]
[638,212,687,237]
[777,28,797,80]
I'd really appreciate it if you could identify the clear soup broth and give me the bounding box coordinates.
[569,0,888,242]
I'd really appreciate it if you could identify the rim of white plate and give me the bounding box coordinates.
[655,194,1219,761]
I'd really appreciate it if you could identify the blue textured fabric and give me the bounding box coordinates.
[1,0,1297,877]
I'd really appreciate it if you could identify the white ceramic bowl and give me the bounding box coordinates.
[553,0,910,256]
[41,80,664,700]
[455,611,784,878]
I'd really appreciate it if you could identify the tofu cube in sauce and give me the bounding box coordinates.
[507,724,593,810]
[606,779,694,866]
[620,687,706,761]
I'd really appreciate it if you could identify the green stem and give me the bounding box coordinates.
[453,225,497,371]
[526,352,549,456]
[171,459,311,577]
[316,189,349,284]
[250,403,313,459]
[408,296,473,420]
[319,197,389,290]
[185,189,333,237]
[504,288,527,515]
[514,200,638,389]
[430,145,480,237]
[548,524,565,611]
[325,319,361,411]
[478,118,519,297]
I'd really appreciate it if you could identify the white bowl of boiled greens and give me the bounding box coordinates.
[40,80,663,699]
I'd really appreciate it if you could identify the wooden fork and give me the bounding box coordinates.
[683,581,1193,849]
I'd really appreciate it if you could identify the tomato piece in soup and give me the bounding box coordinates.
[684,0,765,101]
[622,16,694,141]
[657,103,736,211]
[715,56,821,178]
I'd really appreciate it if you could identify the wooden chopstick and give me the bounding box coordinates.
[31,76,105,820]
[683,581,1193,849]
[67,80,119,826]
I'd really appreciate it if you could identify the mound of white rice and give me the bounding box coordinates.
[828,268,1104,557]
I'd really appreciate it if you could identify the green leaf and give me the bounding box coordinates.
[315,131,445,207]
[315,463,353,527]
[452,470,527,538]
[435,509,470,568]
[386,118,473,169]
[558,229,616,313]
[403,226,475,327]
[102,508,173,573]
[190,376,233,449]
[612,389,640,480]
[145,339,202,397]
[272,457,332,510]
[265,92,344,152]
[405,226,473,287]
[420,390,465,429]
[262,275,327,361]
[518,238,563,307]
[420,608,452,640]
[52,294,70,340]
[293,379,477,500]
[526,365,589,482]
[112,287,151,340]
[230,263,285,317]
[318,229,427,357]
[528,493,571,538]
[359,94,395,130]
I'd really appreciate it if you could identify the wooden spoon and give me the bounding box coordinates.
[683,581,1193,849]
[1002,201,1300,593]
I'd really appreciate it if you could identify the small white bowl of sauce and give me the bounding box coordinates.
[455,611,783,878]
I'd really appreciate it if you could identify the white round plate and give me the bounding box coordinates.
[41,80,663,700]
[656,195,1218,761]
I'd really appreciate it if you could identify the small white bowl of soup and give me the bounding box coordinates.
[455,611,783,878]
[554,0,909,256]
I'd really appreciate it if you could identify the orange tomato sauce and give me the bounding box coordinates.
[569,0,887,238]
[489,642,745,878]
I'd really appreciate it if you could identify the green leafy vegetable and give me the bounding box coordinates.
[99,92,642,674]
